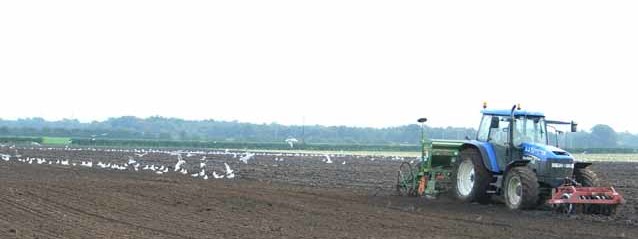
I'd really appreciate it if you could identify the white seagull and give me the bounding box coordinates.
[212,171,224,179]
[239,153,254,164]
[224,163,235,179]
[324,155,333,164]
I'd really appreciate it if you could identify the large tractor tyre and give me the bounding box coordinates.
[452,148,492,204]
[573,167,600,187]
[504,167,540,210]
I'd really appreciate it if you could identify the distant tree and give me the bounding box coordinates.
[590,124,618,148]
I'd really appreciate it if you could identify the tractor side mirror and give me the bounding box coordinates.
[571,121,578,132]
[490,117,499,128]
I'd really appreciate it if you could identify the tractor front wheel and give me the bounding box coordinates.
[504,167,540,210]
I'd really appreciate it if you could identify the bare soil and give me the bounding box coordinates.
[0,146,636,239]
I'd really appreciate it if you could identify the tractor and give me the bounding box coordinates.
[396,104,623,214]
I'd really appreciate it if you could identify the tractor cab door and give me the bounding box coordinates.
[487,116,510,171]
[477,115,509,171]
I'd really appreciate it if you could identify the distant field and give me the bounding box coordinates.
[575,153,638,162]
[41,137,71,145]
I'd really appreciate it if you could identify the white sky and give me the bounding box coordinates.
[1,1,637,132]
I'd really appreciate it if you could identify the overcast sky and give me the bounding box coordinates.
[1,1,637,132]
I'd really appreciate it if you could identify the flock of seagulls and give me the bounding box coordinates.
[0,146,417,184]
[0,147,240,181]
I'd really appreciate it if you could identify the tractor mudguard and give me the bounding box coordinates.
[460,141,498,173]
[506,160,531,170]
[574,161,592,168]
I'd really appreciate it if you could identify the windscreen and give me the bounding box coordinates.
[514,116,547,145]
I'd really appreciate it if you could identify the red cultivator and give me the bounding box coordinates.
[548,179,624,215]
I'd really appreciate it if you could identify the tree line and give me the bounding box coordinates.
[0,117,632,149]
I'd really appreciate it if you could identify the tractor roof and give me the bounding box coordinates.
[481,109,545,117]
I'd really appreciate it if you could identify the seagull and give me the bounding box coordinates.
[203,174,209,180]
[200,156,206,161]
[191,172,199,177]
[127,156,137,165]
[180,168,188,175]
[199,162,206,168]
[224,163,235,178]
[342,161,346,165]
[0,154,10,161]
[135,152,148,157]
[213,171,224,179]
[175,159,186,171]
[324,155,333,164]
[198,169,205,177]
[285,138,298,148]
[239,153,254,164]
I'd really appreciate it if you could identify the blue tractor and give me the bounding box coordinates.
[397,104,623,213]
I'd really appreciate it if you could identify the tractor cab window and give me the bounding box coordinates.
[477,115,492,141]
[489,116,510,146]
[513,116,547,146]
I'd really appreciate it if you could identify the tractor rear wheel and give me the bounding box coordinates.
[504,167,540,210]
[574,167,599,187]
[452,148,492,204]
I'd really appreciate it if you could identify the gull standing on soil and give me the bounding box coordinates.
[0,154,10,161]
[212,171,224,179]
[128,156,137,165]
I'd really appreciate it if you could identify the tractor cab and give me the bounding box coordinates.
[476,107,579,186]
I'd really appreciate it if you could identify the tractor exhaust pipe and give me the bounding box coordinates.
[509,105,517,162]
